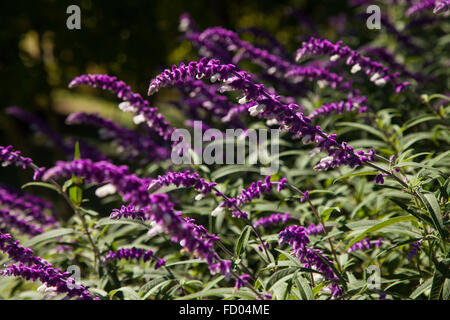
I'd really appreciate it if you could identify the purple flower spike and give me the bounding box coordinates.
[306,223,325,236]
[69,74,173,140]
[103,247,158,265]
[0,145,33,169]
[279,225,342,297]
[296,37,410,93]
[0,232,94,300]
[406,0,450,16]
[408,240,423,260]
[253,212,292,229]
[374,174,385,184]
[66,112,170,162]
[0,209,44,236]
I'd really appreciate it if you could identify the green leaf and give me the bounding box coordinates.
[430,269,445,300]
[211,165,260,180]
[336,122,386,140]
[110,287,141,300]
[294,270,314,300]
[418,192,447,241]
[410,279,432,299]
[266,268,298,289]
[24,228,75,247]
[21,182,60,194]
[345,216,416,251]
[235,225,252,258]
[96,217,151,229]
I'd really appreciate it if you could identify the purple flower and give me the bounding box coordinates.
[0,185,57,227]
[234,274,251,290]
[0,232,48,266]
[1,263,94,300]
[103,247,156,263]
[109,204,147,221]
[0,209,44,236]
[66,112,170,162]
[296,37,410,93]
[147,170,217,195]
[374,174,385,184]
[0,145,33,169]
[300,190,309,203]
[306,223,325,236]
[147,59,377,172]
[69,74,173,140]
[253,213,292,229]
[0,232,94,300]
[42,159,231,279]
[408,240,423,260]
[279,225,342,297]
[309,93,368,119]
[406,0,450,16]
[347,237,382,253]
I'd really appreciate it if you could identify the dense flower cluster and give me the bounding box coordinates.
[6,107,108,162]
[147,170,217,195]
[253,212,292,229]
[0,232,94,300]
[296,37,410,92]
[188,26,351,91]
[0,209,44,236]
[109,204,148,221]
[0,185,56,227]
[66,112,170,162]
[147,58,377,172]
[103,247,163,266]
[0,232,47,265]
[1,264,94,300]
[219,176,287,210]
[279,226,342,297]
[309,94,368,119]
[69,74,173,140]
[347,237,383,253]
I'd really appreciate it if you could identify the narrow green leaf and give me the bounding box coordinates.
[345,216,416,250]
[24,228,75,247]
[235,225,252,257]
[21,182,60,193]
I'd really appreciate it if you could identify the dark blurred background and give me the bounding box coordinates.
[0,0,355,173]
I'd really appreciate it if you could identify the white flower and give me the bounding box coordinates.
[133,114,146,125]
[202,101,214,109]
[147,222,164,238]
[118,101,136,112]
[147,84,158,96]
[210,73,221,83]
[211,205,224,217]
[95,184,117,198]
[330,54,340,62]
[195,194,205,201]
[248,104,265,116]
[375,78,386,86]
[350,63,361,74]
[179,18,189,32]
[219,85,232,93]
[238,96,248,105]
[195,73,205,80]
[370,72,381,82]
[266,118,278,126]
[317,80,328,88]
[267,67,277,75]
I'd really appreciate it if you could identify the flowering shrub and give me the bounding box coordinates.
[0,1,449,301]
